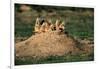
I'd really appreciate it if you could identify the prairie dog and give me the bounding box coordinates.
[55,20,61,31]
[34,18,41,33]
[59,21,65,30]
[58,21,65,33]
[40,22,46,33]
[35,17,40,25]
[45,23,50,32]
[45,19,52,32]
[49,24,55,31]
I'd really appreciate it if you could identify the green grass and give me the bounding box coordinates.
[15,4,94,65]
[15,53,94,65]
[15,10,94,39]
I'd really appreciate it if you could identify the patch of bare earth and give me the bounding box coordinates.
[15,31,93,61]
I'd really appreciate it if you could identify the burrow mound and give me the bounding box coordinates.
[15,31,93,59]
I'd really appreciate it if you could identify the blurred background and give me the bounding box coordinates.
[15,4,94,43]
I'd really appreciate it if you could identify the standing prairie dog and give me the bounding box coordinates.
[49,24,55,31]
[40,22,46,33]
[45,23,50,32]
[45,19,52,32]
[59,21,65,30]
[55,20,61,31]
[34,17,41,33]
[35,17,40,25]
[58,21,65,32]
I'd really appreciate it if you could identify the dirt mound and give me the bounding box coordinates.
[15,31,92,59]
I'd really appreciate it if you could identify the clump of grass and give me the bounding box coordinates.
[15,52,94,65]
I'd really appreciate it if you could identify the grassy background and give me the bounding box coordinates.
[15,4,94,65]
[15,52,94,65]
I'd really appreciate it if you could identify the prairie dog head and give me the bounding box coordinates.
[40,22,46,32]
